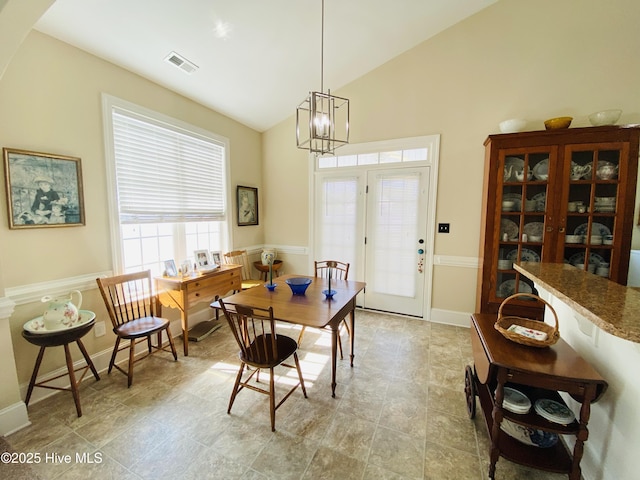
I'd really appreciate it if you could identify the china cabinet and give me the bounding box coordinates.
[477,125,640,317]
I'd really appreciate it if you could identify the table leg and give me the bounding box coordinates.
[349,308,355,368]
[76,339,100,381]
[181,310,189,356]
[25,346,46,406]
[64,343,82,417]
[330,325,338,398]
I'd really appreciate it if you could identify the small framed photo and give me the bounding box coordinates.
[164,259,178,277]
[181,260,192,276]
[237,185,258,226]
[3,148,85,229]
[210,251,222,266]
[194,249,211,269]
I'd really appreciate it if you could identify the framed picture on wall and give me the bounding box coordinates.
[237,185,258,226]
[3,148,85,229]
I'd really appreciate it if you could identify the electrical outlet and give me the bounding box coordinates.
[94,321,106,337]
[438,223,450,233]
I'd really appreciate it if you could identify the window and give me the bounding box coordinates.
[102,95,230,275]
[317,147,429,169]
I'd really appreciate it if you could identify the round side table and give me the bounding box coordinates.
[22,315,100,417]
[253,260,283,281]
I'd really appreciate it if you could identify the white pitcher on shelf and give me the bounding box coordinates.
[41,290,82,330]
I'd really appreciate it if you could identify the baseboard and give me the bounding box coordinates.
[0,401,30,436]
[429,308,471,328]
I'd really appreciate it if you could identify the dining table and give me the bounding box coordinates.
[211,273,366,397]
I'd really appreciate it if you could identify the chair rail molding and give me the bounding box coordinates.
[5,271,112,305]
[433,255,480,268]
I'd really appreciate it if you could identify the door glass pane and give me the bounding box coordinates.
[317,177,359,270]
[371,173,419,297]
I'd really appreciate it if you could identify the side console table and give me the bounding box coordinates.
[155,264,241,355]
[465,313,607,479]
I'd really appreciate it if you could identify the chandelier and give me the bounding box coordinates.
[296,0,349,155]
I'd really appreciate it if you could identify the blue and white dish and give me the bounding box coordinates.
[534,399,575,425]
[497,280,533,298]
[575,223,611,237]
[506,248,541,263]
[567,252,605,267]
[502,387,531,414]
[531,192,546,211]
[500,419,559,448]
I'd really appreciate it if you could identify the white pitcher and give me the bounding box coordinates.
[41,290,83,330]
[261,248,277,265]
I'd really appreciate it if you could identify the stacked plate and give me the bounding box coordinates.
[502,386,531,414]
[594,196,616,213]
[500,419,559,448]
[534,399,575,425]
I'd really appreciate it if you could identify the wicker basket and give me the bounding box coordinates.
[495,293,560,348]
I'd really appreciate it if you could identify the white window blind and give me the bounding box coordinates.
[112,108,226,223]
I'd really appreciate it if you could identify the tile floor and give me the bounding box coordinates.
[5,310,568,479]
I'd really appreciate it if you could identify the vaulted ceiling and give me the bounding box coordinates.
[35,0,496,131]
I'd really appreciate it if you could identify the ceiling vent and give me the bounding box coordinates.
[164,51,198,74]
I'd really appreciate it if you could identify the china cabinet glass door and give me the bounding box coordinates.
[494,147,558,303]
[558,142,629,281]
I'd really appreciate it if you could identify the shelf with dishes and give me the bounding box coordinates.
[475,379,577,472]
[492,383,579,436]
[479,126,640,317]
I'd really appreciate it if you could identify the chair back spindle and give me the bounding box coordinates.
[314,260,349,281]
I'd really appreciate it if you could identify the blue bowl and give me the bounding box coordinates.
[285,277,312,295]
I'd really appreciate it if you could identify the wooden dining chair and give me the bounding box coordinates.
[219,299,307,431]
[223,250,263,292]
[297,260,351,357]
[96,270,178,387]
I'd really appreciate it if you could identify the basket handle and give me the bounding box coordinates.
[497,292,559,333]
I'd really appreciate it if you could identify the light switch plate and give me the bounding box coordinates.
[94,321,106,337]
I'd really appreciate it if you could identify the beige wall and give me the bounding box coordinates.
[0,31,263,387]
[263,0,640,313]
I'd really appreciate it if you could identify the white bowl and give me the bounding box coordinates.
[565,235,582,244]
[499,119,527,133]
[588,109,622,126]
[528,235,542,242]
[502,201,515,211]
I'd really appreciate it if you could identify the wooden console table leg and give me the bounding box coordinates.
[25,346,46,406]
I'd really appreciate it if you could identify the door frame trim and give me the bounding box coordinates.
[309,134,440,321]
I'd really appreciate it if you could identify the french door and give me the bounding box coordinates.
[314,166,430,317]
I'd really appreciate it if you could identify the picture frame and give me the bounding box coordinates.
[237,185,258,226]
[3,148,85,229]
[210,251,222,266]
[181,260,192,276]
[164,259,178,277]
[194,249,212,269]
